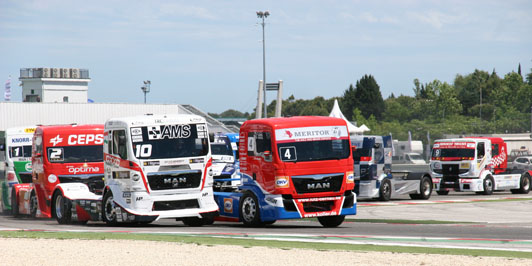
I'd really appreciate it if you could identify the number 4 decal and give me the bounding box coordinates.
[279,146,297,161]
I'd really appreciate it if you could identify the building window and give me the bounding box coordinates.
[31,89,34,94]
[63,96,69,102]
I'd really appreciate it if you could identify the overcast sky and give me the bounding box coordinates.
[1,0,531,113]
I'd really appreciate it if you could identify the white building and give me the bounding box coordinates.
[19,68,90,103]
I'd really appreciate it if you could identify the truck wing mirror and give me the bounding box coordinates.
[263,150,272,161]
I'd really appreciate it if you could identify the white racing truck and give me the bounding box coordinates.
[352,135,433,201]
[430,137,531,195]
[54,114,219,225]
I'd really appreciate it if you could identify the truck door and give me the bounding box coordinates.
[247,131,275,192]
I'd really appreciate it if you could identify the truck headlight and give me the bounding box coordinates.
[132,173,141,182]
[432,162,441,169]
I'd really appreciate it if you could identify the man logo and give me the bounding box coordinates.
[307,182,331,190]
[163,177,187,188]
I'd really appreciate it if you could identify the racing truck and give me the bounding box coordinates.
[52,114,219,226]
[211,133,241,191]
[1,126,36,213]
[10,124,104,219]
[430,137,531,195]
[214,116,356,227]
[352,135,433,201]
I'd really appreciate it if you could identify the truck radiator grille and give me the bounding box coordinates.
[302,201,334,213]
[58,174,105,195]
[153,199,199,211]
[292,174,343,194]
[147,170,202,190]
[19,173,33,184]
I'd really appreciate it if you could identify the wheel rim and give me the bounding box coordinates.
[485,179,493,192]
[383,182,391,197]
[524,176,530,190]
[30,194,38,215]
[422,180,431,196]
[55,194,63,219]
[241,197,257,222]
[104,195,116,221]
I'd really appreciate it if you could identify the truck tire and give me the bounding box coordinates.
[30,191,38,218]
[318,215,345,227]
[1,189,11,215]
[511,174,531,194]
[239,192,262,226]
[409,176,432,200]
[182,217,206,227]
[378,179,392,201]
[482,176,494,195]
[436,190,449,196]
[11,191,19,217]
[53,190,72,224]
[102,190,118,226]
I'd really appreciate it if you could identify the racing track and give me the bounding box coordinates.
[1,192,532,252]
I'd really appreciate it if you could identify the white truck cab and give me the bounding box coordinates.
[102,114,219,225]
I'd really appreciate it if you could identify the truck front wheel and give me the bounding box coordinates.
[53,190,72,224]
[30,191,38,218]
[11,191,19,217]
[102,191,118,226]
[240,192,262,226]
[318,215,345,227]
[378,179,392,201]
[482,176,494,195]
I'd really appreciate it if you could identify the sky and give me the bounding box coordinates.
[1,0,531,113]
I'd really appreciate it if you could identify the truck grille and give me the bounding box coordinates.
[435,164,468,175]
[292,173,343,194]
[58,174,105,195]
[147,170,202,191]
[19,172,33,183]
[303,200,334,212]
[153,199,199,211]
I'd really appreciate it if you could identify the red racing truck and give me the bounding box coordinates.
[214,116,356,227]
[11,124,104,219]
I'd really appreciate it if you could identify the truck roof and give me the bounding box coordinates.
[435,137,504,144]
[105,114,206,127]
[36,124,104,135]
[5,126,37,135]
[242,116,347,130]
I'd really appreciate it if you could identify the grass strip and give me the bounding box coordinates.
[0,230,531,259]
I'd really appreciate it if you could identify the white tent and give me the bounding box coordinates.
[329,99,370,135]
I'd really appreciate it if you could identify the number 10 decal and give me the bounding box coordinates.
[135,144,152,158]
[279,146,297,162]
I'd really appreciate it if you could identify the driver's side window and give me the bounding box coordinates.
[112,130,128,159]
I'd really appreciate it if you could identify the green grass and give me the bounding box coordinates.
[1,230,531,259]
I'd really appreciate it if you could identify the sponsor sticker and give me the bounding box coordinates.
[275,176,290,188]
[224,198,233,213]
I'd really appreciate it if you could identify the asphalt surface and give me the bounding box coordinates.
[1,191,532,252]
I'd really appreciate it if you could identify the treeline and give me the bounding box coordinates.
[211,66,532,142]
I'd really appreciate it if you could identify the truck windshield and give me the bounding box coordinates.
[352,148,371,161]
[9,145,32,158]
[131,124,209,159]
[211,143,233,156]
[432,148,474,158]
[277,139,350,162]
[47,145,103,163]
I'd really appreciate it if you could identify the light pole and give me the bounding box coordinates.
[141,80,151,104]
[257,10,269,118]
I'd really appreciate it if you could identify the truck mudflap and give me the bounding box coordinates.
[214,185,356,222]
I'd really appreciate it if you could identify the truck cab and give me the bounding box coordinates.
[211,133,240,190]
[214,116,356,227]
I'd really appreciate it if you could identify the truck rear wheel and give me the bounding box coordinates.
[53,190,72,224]
[240,192,262,226]
[511,174,531,194]
[182,217,206,227]
[30,191,38,218]
[102,190,118,226]
[378,179,392,201]
[482,176,494,195]
[410,176,432,200]
[318,215,345,227]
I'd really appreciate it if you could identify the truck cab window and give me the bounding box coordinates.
[477,142,485,159]
[249,132,271,156]
[113,130,127,159]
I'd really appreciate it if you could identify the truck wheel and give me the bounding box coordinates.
[378,179,392,201]
[512,174,531,194]
[482,176,494,195]
[436,190,449,196]
[102,190,118,226]
[1,189,11,215]
[318,215,345,227]
[30,191,38,218]
[53,191,72,224]
[182,217,206,227]
[11,191,19,217]
[410,177,432,200]
[240,192,262,226]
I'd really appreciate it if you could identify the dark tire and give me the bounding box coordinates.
[239,192,262,226]
[1,188,11,215]
[29,191,38,218]
[102,190,118,226]
[203,216,215,225]
[11,190,19,217]
[378,179,392,201]
[318,215,345,227]
[482,176,494,195]
[409,177,432,200]
[511,174,531,194]
[436,190,449,196]
[182,217,206,227]
[53,190,72,224]
[263,220,276,225]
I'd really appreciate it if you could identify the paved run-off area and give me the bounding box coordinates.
[0,238,531,266]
